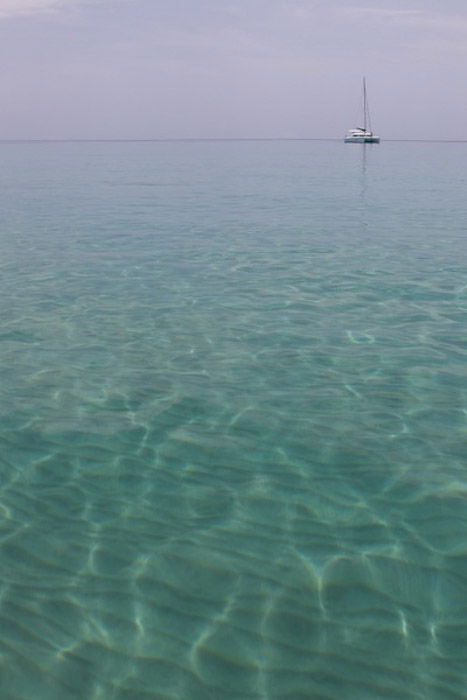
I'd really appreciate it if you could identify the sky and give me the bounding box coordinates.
[1,0,467,139]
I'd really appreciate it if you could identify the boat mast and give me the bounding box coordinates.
[363,77,367,132]
[363,76,372,133]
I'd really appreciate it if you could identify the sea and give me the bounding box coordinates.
[0,139,466,699]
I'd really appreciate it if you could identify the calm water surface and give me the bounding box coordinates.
[0,140,466,698]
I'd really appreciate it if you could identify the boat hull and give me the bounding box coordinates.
[344,136,380,143]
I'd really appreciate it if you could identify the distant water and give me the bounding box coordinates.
[0,139,467,699]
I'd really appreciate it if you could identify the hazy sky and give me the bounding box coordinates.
[1,0,467,139]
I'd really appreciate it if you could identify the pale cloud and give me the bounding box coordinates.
[340,4,467,50]
[0,0,99,19]
[0,0,66,18]
[344,7,424,18]
[344,4,467,30]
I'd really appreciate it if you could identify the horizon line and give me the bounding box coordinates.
[1,137,467,144]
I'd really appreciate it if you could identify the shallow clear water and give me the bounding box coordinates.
[0,140,467,698]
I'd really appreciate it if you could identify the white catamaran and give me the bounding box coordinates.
[345,78,380,143]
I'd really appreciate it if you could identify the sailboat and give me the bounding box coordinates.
[344,77,380,143]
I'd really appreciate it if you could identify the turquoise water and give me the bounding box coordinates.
[0,140,467,698]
